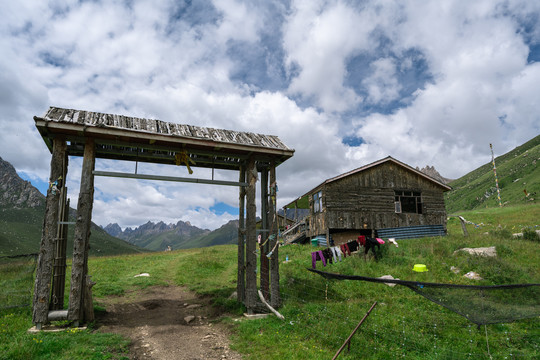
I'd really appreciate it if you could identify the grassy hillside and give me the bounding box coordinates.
[2,203,539,359]
[122,229,180,251]
[0,206,147,257]
[173,220,238,249]
[445,134,540,213]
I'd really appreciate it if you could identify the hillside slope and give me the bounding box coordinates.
[445,135,540,213]
[0,156,146,256]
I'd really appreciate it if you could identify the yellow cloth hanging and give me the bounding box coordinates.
[175,150,196,174]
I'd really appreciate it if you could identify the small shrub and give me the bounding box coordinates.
[521,228,540,242]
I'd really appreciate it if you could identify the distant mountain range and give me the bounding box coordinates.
[102,220,240,251]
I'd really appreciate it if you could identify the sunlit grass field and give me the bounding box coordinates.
[1,203,539,359]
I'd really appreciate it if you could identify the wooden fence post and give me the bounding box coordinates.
[68,138,96,323]
[237,165,246,303]
[245,157,258,314]
[269,162,280,308]
[260,168,269,300]
[33,138,67,327]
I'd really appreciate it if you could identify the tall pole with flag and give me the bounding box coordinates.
[490,143,502,207]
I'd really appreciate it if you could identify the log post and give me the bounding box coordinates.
[33,138,67,326]
[83,275,96,323]
[269,162,280,308]
[245,157,258,314]
[458,216,469,237]
[260,167,269,299]
[237,165,246,303]
[68,138,96,323]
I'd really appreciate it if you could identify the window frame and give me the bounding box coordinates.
[313,190,323,213]
[394,190,423,214]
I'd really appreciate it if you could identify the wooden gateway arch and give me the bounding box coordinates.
[32,106,294,329]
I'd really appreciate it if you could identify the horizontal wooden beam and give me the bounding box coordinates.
[93,170,248,187]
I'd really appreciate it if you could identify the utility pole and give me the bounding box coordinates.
[490,143,502,207]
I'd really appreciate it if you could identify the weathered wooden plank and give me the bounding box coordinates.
[269,163,280,308]
[168,122,178,135]
[209,128,225,142]
[248,133,263,146]
[63,109,73,123]
[139,118,148,131]
[260,169,269,300]
[68,138,95,323]
[155,120,166,134]
[245,157,257,314]
[237,166,246,303]
[177,124,192,137]
[131,117,140,130]
[197,126,211,139]
[33,138,67,325]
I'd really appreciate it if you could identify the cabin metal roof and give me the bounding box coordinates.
[34,106,294,171]
[284,156,451,209]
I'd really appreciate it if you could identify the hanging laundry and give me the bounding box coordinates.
[321,248,333,264]
[331,246,342,262]
[358,235,366,246]
[340,243,350,257]
[311,251,326,269]
[347,239,359,253]
[364,237,381,259]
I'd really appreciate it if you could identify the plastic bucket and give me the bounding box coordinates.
[311,239,318,247]
[413,264,428,272]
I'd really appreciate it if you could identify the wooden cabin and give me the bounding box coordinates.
[284,156,451,244]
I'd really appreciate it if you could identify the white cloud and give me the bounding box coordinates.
[362,58,402,104]
[283,1,375,112]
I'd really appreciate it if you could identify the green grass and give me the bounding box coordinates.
[1,205,539,359]
[0,308,130,360]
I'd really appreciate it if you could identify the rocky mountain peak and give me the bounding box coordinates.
[103,223,123,237]
[0,156,44,209]
[416,165,453,185]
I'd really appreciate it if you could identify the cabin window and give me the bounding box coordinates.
[313,191,323,213]
[394,190,422,214]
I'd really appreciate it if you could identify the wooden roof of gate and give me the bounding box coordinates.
[34,107,294,171]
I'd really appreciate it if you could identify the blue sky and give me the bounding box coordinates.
[2,0,540,230]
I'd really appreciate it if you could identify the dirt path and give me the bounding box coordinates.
[95,285,243,359]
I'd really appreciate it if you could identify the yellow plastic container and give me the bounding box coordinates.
[413,264,428,272]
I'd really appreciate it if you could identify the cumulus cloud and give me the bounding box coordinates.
[362,58,402,105]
